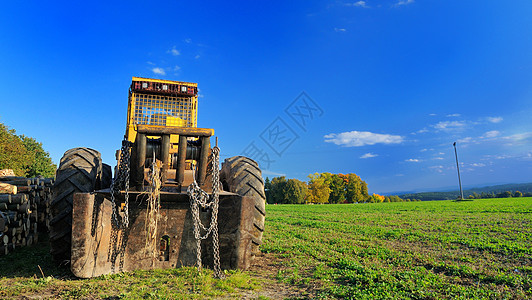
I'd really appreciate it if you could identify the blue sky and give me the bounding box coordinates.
[1,1,531,194]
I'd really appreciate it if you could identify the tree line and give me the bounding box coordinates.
[265,173,420,204]
[466,191,531,199]
[399,183,532,201]
[0,122,56,178]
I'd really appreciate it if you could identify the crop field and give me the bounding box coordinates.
[1,197,531,299]
[264,197,532,299]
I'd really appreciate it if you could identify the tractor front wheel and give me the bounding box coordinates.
[220,156,266,255]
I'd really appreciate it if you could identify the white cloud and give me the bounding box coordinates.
[195,54,200,59]
[434,121,466,131]
[433,157,444,160]
[346,1,368,8]
[184,38,192,44]
[360,152,378,159]
[324,131,404,147]
[262,170,286,177]
[168,46,180,56]
[482,130,500,138]
[457,137,473,143]
[334,28,347,32]
[147,61,155,65]
[504,132,532,141]
[396,0,414,6]
[487,116,503,123]
[429,113,437,116]
[430,165,444,173]
[471,163,485,167]
[446,113,461,117]
[152,67,166,75]
[173,65,181,71]
[500,132,532,146]
[414,128,428,134]
[405,158,421,162]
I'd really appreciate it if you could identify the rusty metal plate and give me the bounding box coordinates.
[70,192,256,278]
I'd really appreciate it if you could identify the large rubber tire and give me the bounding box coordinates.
[100,163,112,189]
[50,147,102,265]
[220,156,266,255]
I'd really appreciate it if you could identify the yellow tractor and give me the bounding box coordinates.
[50,77,266,278]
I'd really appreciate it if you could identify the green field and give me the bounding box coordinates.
[1,197,531,299]
[264,197,532,299]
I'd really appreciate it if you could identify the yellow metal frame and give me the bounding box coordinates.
[126,77,198,143]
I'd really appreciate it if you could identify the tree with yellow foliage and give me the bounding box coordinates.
[307,173,331,204]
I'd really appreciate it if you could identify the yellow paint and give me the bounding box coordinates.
[125,77,199,143]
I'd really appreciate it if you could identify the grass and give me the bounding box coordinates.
[0,237,259,299]
[1,197,531,299]
[263,197,532,299]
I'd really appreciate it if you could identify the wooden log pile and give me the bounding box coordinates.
[0,169,54,256]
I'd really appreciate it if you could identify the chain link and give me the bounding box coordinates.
[108,138,223,277]
[110,139,132,229]
[187,146,224,279]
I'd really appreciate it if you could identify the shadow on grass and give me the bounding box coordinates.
[0,233,74,279]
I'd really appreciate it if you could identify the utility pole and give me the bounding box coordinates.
[453,142,464,200]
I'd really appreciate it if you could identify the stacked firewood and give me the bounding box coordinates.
[0,169,54,255]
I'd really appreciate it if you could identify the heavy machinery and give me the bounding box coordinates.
[50,77,266,278]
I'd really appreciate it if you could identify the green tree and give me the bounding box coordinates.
[328,174,346,204]
[270,176,288,204]
[345,173,369,203]
[514,191,523,198]
[497,191,512,198]
[283,178,308,204]
[21,135,56,178]
[0,123,31,176]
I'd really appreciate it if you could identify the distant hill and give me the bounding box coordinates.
[397,183,532,201]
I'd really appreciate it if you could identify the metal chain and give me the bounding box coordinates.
[187,146,224,279]
[110,139,132,229]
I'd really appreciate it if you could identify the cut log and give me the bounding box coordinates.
[18,203,30,214]
[41,178,54,185]
[2,179,31,186]
[0,169,15,177]
[17,185,36,193]
[6,204,19,211]
[9,194,27,204]
[0,183,17,195]
[4,211,17,222]
[0,195,11,204]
